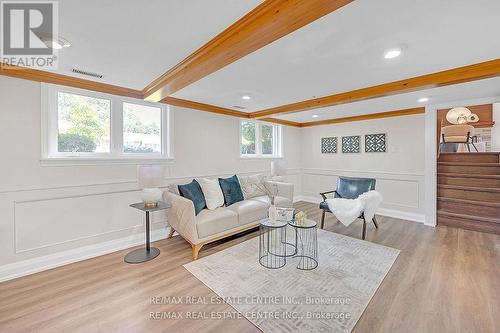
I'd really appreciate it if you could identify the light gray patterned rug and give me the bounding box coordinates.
[184,229,400,332]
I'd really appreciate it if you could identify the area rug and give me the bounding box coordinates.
[184,229,400,332]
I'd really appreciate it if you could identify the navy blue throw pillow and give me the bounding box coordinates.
[218,175,244,206]
[178,180,206,215]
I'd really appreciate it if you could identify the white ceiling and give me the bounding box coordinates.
[172,0,500,112]
[53,0,263,89]
[274,77,500,123]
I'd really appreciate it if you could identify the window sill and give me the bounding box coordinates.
[240,155,283,159]
[40,156,175,167]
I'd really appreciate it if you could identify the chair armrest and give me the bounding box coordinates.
[163,191,199,244]
[320,190,341,200]
[265,181,294,202]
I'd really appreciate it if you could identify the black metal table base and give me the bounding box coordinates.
[259,219,318,270]
[125,247,160,264]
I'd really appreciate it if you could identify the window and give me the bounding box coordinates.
[240,120,282,158]
[123,102,162,154]
[57,92,111,153]
[42,84,172,164]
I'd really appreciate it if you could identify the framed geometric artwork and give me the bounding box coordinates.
[365,133,387,153]
[321,137,337,154]
[342,135,361,153]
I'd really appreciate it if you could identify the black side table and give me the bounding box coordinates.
[125,201,170,264]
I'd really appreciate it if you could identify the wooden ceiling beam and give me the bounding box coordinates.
[300,107,425,127]
[250,59,500,119]
[0,63,143,99]
[161,97,250,118]
[142,0,354,102]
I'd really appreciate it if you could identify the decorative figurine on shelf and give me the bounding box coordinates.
[295,211,307,225]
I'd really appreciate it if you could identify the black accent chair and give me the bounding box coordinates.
[319,176,378,240]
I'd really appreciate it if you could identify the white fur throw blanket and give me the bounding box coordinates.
[326,190,383,226]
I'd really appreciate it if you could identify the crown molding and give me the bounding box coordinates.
[249,59,500,119]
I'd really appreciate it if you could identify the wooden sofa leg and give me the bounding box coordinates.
[372,216,379,229]
[192,244,203,260]
[167,227,175,239]
[320,210,326,229]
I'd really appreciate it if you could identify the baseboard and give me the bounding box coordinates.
[294,195,425,224]
[0,227,170,283]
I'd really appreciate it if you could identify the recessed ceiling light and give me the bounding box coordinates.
[384,48,402,59]
[418,97,429,103]
[241,95,251,100]
[42,36,71,49]
[312,114,319,118]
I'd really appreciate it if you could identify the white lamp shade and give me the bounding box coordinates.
[270,161,286,176]
[446,107,472,125]
[137,165,164,189]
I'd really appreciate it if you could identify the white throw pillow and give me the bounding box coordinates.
[198,178,224,210]
[238,174,266,199]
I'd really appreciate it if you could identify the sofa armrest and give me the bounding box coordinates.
[265,180,294,202]
[163,191,199,244]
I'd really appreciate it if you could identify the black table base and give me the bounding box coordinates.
[125,247,160,264]
[125,202,170,264]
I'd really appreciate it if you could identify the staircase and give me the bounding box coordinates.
[437,152,500,234]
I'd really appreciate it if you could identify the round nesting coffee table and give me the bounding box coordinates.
[288,219,318,270]
[259,218,295,269]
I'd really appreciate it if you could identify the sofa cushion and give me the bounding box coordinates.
[238,174,266,199]
[226,199,269,225]
[178,180,206,215]
[250,195,293,208]
[218,175,244,206]
[196,208,238,239]
[198,178,224,210]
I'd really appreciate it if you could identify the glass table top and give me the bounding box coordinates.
[288,218,317,229]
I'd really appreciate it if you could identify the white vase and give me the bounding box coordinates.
[141,187,162,208]
[268,204,278,222]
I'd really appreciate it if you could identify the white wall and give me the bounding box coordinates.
[491,103,500,151]
[0,76,302,281]
[299,115,426,222]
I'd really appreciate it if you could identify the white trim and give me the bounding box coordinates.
[0,227,170,283]
[41,83,174,164]
[294,195,425,224]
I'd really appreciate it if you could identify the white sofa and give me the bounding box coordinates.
[163,180,294,259]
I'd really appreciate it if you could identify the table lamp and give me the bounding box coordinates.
[137,165,164,208]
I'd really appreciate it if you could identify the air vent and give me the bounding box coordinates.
[72,68,103,79]
[232,105,246,110]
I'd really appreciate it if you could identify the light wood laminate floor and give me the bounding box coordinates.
[0,202,498,333]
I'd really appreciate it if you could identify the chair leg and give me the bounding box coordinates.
[362,217,367,240]
[372,216,379,228]
[320,210,326,229]
[167,227,175,239]
[472,143,478,152]
[467,143,471,152]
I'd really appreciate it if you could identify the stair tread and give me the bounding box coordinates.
[437,210,500,224]
[438,173,500,179]
[438,184,500,192]
[438,162,500,166]
[437,196,500,207]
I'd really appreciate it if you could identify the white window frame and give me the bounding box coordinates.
[41,83,174,165]
[239,119,283,158]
